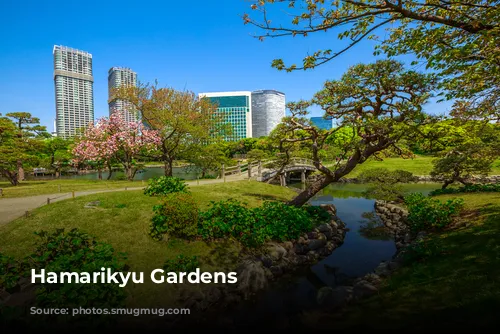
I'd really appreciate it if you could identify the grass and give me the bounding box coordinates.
[302,192,500,330]
[0,181,296,307]
[0,179,144,198]
[326,155,500,177]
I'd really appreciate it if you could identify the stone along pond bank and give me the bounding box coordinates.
[178,204,348,312]
[288,200,423,312]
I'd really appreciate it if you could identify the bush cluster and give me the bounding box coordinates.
[404,193,464,232]
[0,228,128,311]
[150,195,331,248]
[150,193,199,241]
[163,255,199,273]
[144,176,188,196]
[429,183,500,196]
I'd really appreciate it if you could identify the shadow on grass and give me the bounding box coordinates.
[241,193,285,202]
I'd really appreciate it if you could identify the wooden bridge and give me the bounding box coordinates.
[220,158,317,186]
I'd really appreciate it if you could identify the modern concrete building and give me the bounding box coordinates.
[251,89,285,138]
[108,67,138,123]
[198,91,252,141]
[53,45,94,138]
[311,116,334,130]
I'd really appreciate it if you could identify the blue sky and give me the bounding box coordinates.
[0,0,452,131]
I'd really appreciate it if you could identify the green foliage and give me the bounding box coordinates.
[144,176,189,196]
[24,228,127,309]
[429,184,500,196]
[150,193,199,241]
[253,201,313,242]
[0,253,21,290]
[163,254,199,273]
[404,193,464,232]
[198,199,321,247]
[359,168,415,201]
[246,148,269,162]
[197,199,257,241]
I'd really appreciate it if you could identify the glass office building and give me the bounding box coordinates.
[311,116,333,130]
[199,91,252,141]
[53,45,94,138]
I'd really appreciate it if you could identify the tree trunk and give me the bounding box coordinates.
[125,165,134,181]
[442,179,452,189]
[107,161,113,180]
[17,160,24,182]
[164,159,173,177]
[287,175,334,207]
[1,169,19,186]
[98,168,103,180]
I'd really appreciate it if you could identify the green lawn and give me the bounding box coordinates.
[0,179,145,198]
[302,192,500,330]
[0,181,296,307]
[328,155,500,177]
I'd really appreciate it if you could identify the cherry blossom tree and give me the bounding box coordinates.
[73,113,160,181]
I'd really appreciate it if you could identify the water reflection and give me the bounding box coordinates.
[227,182,442,326]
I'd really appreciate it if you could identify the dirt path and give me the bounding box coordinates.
[0,175,247,225]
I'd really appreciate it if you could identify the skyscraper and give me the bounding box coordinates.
[198,91,253,141]
[251,89,285,138]
[53,45,94,139]
[108,67,138,123]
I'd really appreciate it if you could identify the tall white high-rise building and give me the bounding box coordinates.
[108,67,138,123]
[53,45,94,139]
[251,89,285,138]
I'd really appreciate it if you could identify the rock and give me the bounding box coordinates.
[320,203,337,215]
[298,237,307,245]
[386,222,393,228]
[363,273,382,286]
[317,223,332,233]
[205,286,222,303]
[282,241,294,251]
[374,262,390,277]
[301,233,309,240]
[317,233,327,241]
[395,242,404,249]
[295,255,308,264]
[0,289,10,303]
[322,230,334,240]
[269,266,283,277]
[387,261,401,271]
[293,244,307,255]
[264,243,287,261]
[307,251,319,262]
[236,259,268,297]
[261,257,273,268]
[330,220,338,229]
[353,281,378,299]
[307,231,318,239]
[308,239,326,251]
[84,200,101,208]
[325,241,335,252]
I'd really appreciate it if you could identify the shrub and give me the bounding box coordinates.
[163,254,199,273]
[27,228,128,309]
[150,193,199,241]
[404,193,464,231]
[197,199,256,241]
[144,176,189,196]
[198,199,319,247]
[429,183,500,196]
[0,253,22,291]
[359,168,414,201]
[304,205,331,224]
[253,201,312,242]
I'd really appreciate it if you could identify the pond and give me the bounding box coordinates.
[221,182,442,328]
[26,167,204,181]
